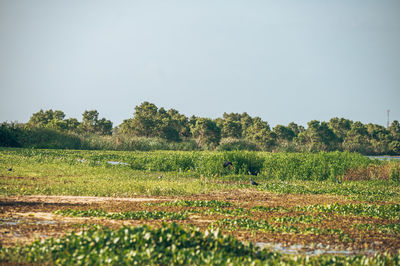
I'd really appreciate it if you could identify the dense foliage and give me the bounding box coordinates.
[1,102,400,154]
[1,223,400,265]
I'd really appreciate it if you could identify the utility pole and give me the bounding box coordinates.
[387,109,390,128]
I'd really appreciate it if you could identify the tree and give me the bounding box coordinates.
[167,109,190,138]
[80,110,112,135]
[191,118,221,149]
[65,118,80,132]
[328,117,352,142]
[96,118,113,136]
[156,107,180,141]
[273,125,295,142]
[389,120,400,141]
[342,121,371,154]
[239,112,254,137]
[245,117,276,150]
[366,123,390,142]
[80,110,99,134]
[287,122,304,137]
[119,102,158,137]
[27,109,66,128]
[366,123,391,154]
[301,120,338,151]
[221,118,242,138]
[389,141,400,155]
[188,115,198,129]
[118,102,190,141]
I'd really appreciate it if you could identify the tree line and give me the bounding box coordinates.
[1,101,399,155]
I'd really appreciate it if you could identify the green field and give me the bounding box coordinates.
[1,148,400,265]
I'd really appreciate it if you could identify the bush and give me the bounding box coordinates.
[19,128,82,149]
[0,123,22,147]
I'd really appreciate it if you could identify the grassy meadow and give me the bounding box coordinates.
[1,147,400,264]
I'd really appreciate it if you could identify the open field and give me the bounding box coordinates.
[1,148,400,264]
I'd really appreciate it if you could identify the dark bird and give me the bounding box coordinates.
[158,175,163,179]
[223,161,233,168]
[8,167,12,171]
[248,170,258,176]
[250,178,259,186]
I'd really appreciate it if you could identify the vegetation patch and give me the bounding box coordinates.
[2,223,399,265]
[258,180,400,201]
[0,223,271,265]
[1,148,400,261]
[250,205,291,213]
[204,207,250,216]
[155,199,233,208]
[2,148,394,180]
[252,203,400,220]
[54,209,188,220]
[217,218,345,236]
[300,203,400,220]
[353,223,400,235]
[272,214,326,224]
[218,218,300,233]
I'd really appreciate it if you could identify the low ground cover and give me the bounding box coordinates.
[2,222,400,265]
[55,209,189,220]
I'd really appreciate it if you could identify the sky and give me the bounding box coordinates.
[0,0,399,128]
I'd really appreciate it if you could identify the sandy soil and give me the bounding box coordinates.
[1,195,167,204]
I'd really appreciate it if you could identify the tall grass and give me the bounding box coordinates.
[0,126,198,151]
[261,151,372,181]
[1,148,387,181]
[1,148,399,199]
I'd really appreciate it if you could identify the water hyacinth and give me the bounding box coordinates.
[2,223,400,265]
[0,223,270,265]
[157,199,233,208]
[55,209,188,220]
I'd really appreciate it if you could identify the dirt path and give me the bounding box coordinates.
[1,195,167,204]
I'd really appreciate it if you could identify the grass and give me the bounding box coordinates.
[1,148,400,201]
[0,159,232,197]
[0,147,388,180]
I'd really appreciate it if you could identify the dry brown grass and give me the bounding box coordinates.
[343,162,400,181]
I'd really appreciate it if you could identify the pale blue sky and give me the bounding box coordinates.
[1,0,399,127]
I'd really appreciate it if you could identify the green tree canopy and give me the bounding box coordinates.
[27,109,66,129]
[79,110,112,135]
[191,118,221,149]
[119,102,189,141]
